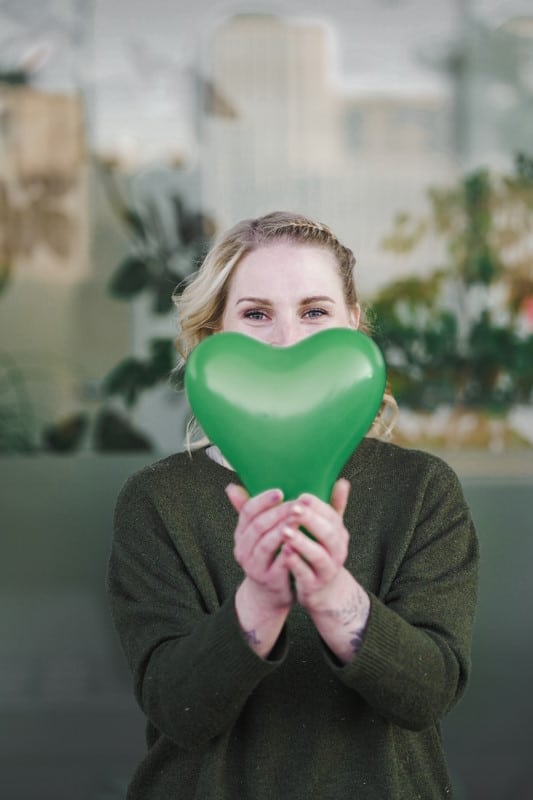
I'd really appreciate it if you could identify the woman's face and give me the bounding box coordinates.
[220,241,359,346]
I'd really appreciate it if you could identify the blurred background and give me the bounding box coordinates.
[0,0,532,798]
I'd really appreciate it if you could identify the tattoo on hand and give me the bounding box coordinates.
[349,628,365,654]
[244,629,261,646]
[324,592,364,626]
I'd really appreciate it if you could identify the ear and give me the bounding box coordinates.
[349,304,361,330]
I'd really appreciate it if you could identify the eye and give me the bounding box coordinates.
[303,307,328,319]
[243,309,269,321]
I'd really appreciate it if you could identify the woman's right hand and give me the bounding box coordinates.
[225,483,295,656]
[226,483,295,609]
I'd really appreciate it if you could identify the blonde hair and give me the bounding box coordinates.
[174,211,397,445]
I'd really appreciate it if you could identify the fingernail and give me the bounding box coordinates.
[292,503,304,516]
[283,526,295,539]
[270,489,283,502]
[299,495,312,506]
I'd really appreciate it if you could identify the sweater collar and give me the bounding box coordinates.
[195,437,373,483]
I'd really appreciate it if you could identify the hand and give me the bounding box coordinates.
[281,478,352,614]
[226,484,295,613]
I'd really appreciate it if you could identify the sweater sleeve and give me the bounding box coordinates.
[325,457,479,731]
[107,472,287,750]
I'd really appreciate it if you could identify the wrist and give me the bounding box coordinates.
[235,578,292,659]
[305,570,369,624]
[304,572,370,664]
[236,578,292,626]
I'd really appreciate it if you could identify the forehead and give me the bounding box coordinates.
[228,241,342,294]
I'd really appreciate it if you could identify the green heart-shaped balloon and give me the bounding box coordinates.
[185,328,386,501]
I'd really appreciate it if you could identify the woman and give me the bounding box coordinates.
[108,211,479,799]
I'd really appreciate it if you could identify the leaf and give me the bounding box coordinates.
[102,357,153,406]
[109,255,151,298]
[42,413,89,453]
[146,338,175,381]
[151,270,178,314]
[381,218,428,254]
[92,408,153,452]
[515,152,533,184]
[123,207,149,240]
[0,69,30,86]
[172,196,214,246]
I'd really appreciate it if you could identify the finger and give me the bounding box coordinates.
[226,484,285,533]
[289,504,348,564]
[296,481,350,521]
[296,493,341,526]
[232,490,291,564]
[235,487,285,527]
[264,544,294,597]
[225,482,250,513]
[248,526,288,572]
[282,527,337,580]
[282,543,317,588]
[330,478,351,517]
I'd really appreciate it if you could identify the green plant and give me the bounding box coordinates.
[0,349,152,454]
[372,153,533,412]
[98,161,216,412]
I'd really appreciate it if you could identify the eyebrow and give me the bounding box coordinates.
[236,295,337,306]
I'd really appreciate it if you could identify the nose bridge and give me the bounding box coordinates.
[271,311,300,346]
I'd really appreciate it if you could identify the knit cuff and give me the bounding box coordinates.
[322,592,401,689]
[205,593,289,685]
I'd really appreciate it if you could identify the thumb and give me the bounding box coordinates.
[225,482,250,513]
[330,478,350,517]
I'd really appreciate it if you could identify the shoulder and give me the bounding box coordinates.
[115,448,213,508]
[345,441,477,552]
[346,437,463,493]
[116,450,191,495]
[115,446,234,508]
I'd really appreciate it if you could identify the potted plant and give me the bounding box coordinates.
[372,153,533,450]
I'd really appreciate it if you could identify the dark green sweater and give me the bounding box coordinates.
[108,438,479,799]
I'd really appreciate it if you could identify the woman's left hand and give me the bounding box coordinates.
[282,478,371,663]
[281,478,351,613]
